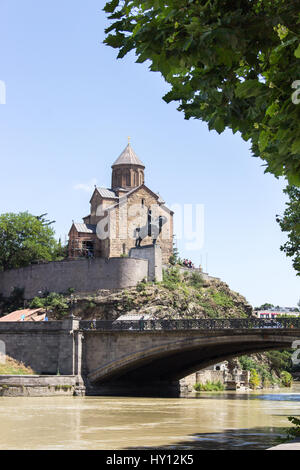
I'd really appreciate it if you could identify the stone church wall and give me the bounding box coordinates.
[0,257,148,300]
[107,187,173,264]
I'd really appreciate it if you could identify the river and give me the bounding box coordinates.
[0,384,299,450]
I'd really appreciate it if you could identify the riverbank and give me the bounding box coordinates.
[0,373,295,398]
[0,355,34,375]
[0,354,83,397]
[0,375,82,396]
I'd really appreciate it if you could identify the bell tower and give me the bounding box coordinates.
[111,140,145,190]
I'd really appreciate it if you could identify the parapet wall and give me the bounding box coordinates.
[0,257,148,300]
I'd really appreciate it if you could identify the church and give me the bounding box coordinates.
[68,142,174,264]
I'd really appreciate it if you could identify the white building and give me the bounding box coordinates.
[255,310,300,319]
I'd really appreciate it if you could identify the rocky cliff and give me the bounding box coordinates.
[48,268,253,320]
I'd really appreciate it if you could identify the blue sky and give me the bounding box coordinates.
[0,0,299,308]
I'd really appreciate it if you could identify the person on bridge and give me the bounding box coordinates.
[139,316,145,331]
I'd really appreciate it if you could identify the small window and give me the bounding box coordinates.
[122,243,126,255]
[141,199,145,207]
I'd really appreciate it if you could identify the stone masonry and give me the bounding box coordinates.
[0,257,148,300]
[0,319,299,397]
[68,143,174,264]
[129,244,163,282]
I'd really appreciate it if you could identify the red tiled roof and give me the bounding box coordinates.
[0,308,45,322]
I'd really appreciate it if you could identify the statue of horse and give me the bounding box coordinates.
[134,211,167,247]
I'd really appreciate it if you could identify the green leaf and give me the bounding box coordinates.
[258,130,269,152]
[235,80,265,99]
[183,36,193,51]
[294,43,300,58]
[213,117,225,134]
[291,138,300,154]
[287,173,300,186]
[103,0,120,14]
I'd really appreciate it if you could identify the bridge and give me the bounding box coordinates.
[79,318,300,396]
[0,318,299,396]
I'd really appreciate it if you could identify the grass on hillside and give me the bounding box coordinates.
[0,356,35,375]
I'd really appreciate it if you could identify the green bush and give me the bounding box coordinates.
[249,369,261,390]
[194,381,224,392]
[209,289,235,308]
[280,416,300,443]
[239,356,276,387]
[169,239,180,266]
[286,417,300,440]
[66,287,75,294]
[136,279,148,292]
[29,297,46,308]
[169,254,177,265]
[195,299,218,318]
[29,292,69,313]
[162,267,182,291]
[239,356,257,371]
[189,272,204,289]
[266,350,293,374]
[280,371,293,387]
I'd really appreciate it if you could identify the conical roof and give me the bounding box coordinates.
[112,143,145,168]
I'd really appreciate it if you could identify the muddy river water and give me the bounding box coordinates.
[0,384,299,450]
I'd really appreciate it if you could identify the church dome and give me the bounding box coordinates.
[111,142,145,190]
[112,143,145,168]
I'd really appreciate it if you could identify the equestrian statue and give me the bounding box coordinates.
[134,209,167,247]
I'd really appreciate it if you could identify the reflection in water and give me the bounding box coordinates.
[132,428,286,450]
[0,385,299,450]
[254,393,300,402]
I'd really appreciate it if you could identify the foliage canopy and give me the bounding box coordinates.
[104,0,300,185]
[0,212,65,271]
[276,186,300,275]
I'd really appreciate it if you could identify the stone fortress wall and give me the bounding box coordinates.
[0,245,221,301]
[0,256,148,300]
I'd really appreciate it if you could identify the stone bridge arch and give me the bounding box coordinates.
[83,329,299,394]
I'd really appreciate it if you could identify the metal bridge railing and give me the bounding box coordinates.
[79,318,300,331]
